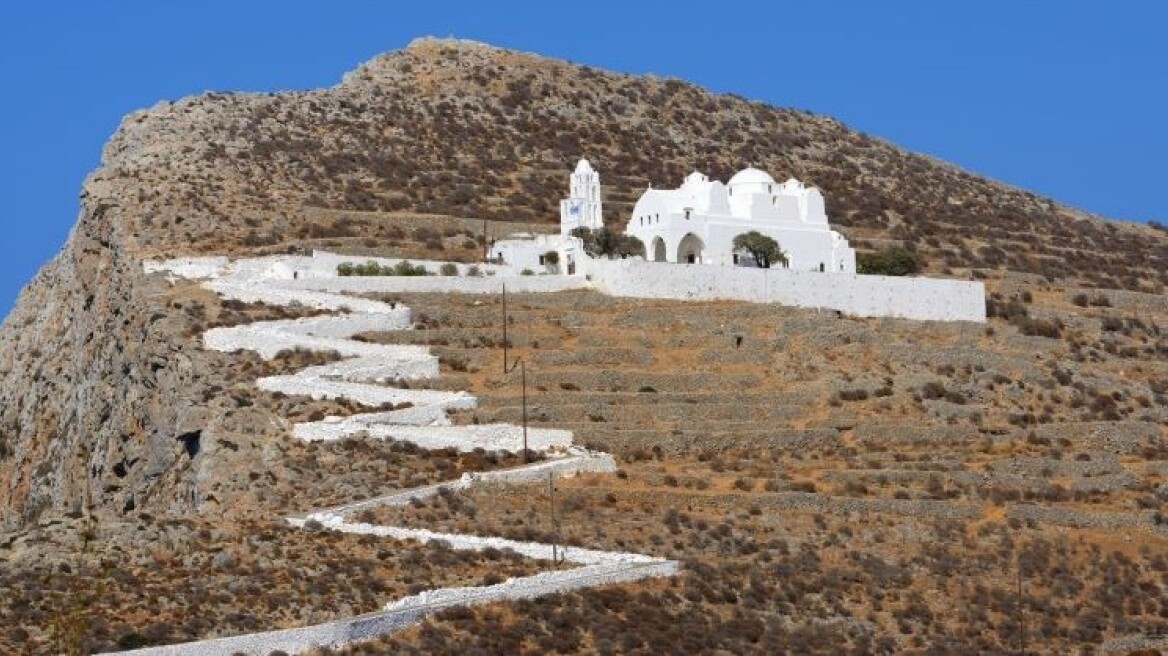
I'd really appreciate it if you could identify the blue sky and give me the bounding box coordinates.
[1,1,1165,314]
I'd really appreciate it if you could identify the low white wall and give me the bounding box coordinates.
[132,256,679,656]
[309,251,510,278]
[309,452,616,519]
[205,279,395,315]
[106,561,677,656]
[143,257,229,279]
[581,258,986,322]
[257,376,472,409]
[203,323,421,361]
[273,275,589,295]
[296,421,573,452]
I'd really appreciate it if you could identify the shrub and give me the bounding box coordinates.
[393,260,429,276]
[857,247,919,276]
[838,389,870,402]
[520,269,534,276]
[920,381,946,400]
[1101,316,1123,332]
[439,262,459,276]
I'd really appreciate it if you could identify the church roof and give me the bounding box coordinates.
[727,167,775,187]
[574,158,594,174]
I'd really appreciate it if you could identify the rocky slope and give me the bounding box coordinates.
[1,36,1165,531]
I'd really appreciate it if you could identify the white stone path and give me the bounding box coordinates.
[113,257,677,656]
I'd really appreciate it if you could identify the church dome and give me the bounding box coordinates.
[574,158,594,174]
[727,167,776,187]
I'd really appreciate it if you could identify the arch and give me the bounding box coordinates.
[677,233,706,264]
[651,236,667,262]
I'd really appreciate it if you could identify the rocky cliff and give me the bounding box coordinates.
[1,37,1166,529]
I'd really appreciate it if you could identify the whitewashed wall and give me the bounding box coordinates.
[272,275,588,295]
[199,250,983,322]
[107,561,677,656]
[581,258,986,322]
[307,251,510,278]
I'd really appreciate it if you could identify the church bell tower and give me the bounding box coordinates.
[560,158,604,235]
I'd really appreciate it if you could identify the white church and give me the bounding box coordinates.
[628,168,856,272]
[489,159,855,275]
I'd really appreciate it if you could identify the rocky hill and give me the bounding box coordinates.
[3,33,1166,532]
[1,37,1167,653]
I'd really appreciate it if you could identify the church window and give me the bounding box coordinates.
[768,184,773,193]
[539,255,546,265]
[819,262,825,272]
[733,254,739,265]
[684,209,692,220]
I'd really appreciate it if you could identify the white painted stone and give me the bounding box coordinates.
[626,167,856,271]
[296,422,572,452]
[143,256,229,280]
[581,257,986,322]
[257,376,469,408]
[271,273,588,295]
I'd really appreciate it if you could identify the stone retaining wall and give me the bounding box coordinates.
[581,257,986,322]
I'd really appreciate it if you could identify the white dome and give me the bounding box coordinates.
[727,167,776,187]
[574,158,594,174]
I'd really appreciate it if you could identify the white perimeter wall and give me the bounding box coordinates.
[581,258,986,322]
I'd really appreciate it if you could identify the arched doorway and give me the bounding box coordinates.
[677,233,705,264]
[651,237,667,262]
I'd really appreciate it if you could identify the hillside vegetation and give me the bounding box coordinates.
[106,38,1165,290]
[0,37,1166,654]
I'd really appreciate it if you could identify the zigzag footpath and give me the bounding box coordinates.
[117,256,678,656]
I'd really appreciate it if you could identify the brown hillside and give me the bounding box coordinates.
[107,37,1165,289]
[1,37,1167,653]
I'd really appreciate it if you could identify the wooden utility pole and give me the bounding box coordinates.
[483,217,489,262]
[521,359,529,464]
[502,283,509,374]
[1017,560,1025,654]
[548,471,561,562]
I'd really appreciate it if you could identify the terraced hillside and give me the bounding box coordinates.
[335,280,1168,653]
[361,279,1168,455]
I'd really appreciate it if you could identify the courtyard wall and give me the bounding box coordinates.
[581,258,986,322]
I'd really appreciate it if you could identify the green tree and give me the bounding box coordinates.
[732,231,786,268]
[615,233,645,258]
[571,228,645,259]
[542,250,560,273]
[857,247,919,276]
